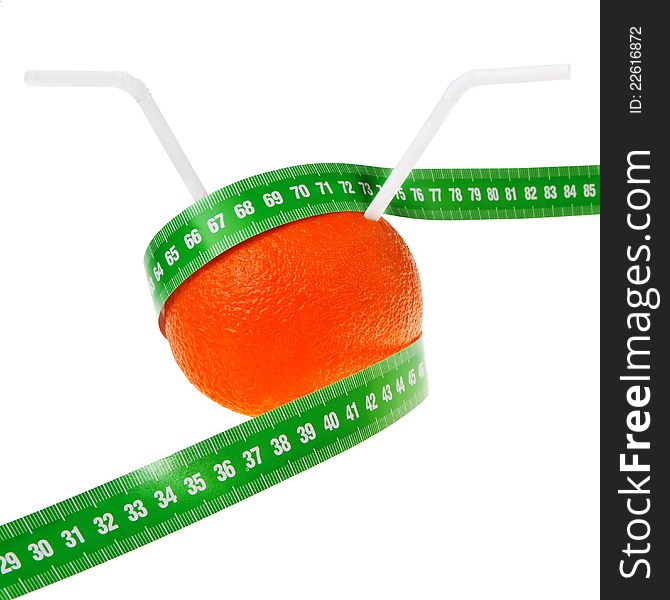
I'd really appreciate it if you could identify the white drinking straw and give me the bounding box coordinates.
[364,64,571,221]
[24,70,207,202]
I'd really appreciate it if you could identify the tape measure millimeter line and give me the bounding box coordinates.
[0,340,427,598]
[144,163,600,314]
[1,162,600,598]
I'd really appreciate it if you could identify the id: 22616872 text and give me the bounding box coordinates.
[629,27,643,114]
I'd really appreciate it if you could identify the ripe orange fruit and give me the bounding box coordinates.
[162,212,422,416]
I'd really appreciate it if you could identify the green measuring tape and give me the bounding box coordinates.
[1,164,600,598]
[0,341,427,599]
[145,163,600,313]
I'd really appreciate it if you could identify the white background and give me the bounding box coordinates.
[0,1,599,598]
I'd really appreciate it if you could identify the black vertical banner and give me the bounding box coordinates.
[601,4,669,597]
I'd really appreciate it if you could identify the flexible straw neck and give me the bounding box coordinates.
[25,70,207,202]
[25,70,151,102]
[364,64,571,221]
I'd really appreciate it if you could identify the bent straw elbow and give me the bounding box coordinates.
[25,70,150,102]
[24,69,206,201]
[363,64,571,221]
